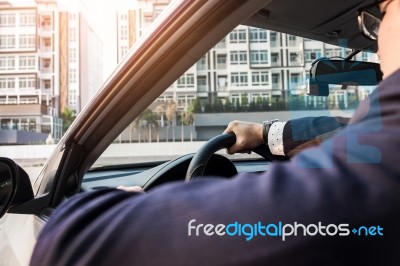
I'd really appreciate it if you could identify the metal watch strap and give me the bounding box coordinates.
[262,119,279,143]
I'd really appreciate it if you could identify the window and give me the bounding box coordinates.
[19,56,36,70]
[143,15,153,23]
[305,49,322,62]
[0,35,16,49]
[186,74,194,88]
[230,51,247,65]
[252,71,269,86]
[177,74,194,88]
[288,35,298,46]
[324,49,343,58]
[250,50,268,65]
[68,90,78,106]
[8,78,15,89]
[0,56,15,70]
[177,96,186,106]
[271,53,280,66]
[197,56,207,70]
[230,93,240,103]
[19,12,36,26]
[41,58,51,72]
[0,78,6,89]
[19,34,35,49]
[231,72,248,86]
[197,76,207,91]
[251,93,269,102]
[120,46,129,60]
[121,25,128,41]
[0,57,6,70]
[69,48,77,63]
[290,52,299,63]
[69,68,77,83]
[217,76,228,91]
[216,55,227,69]
[69,28,76,42]
[270,32,278,47]
[19,76,36,90]
[40,15,52,28]
[42,37,51,48]
[229,29,246,43]
[271,73,280,84]
[43,79,51,90]
[249,28,267,43]
[290,73,301,89]
[0,13,15,27]
[187,95,195,106]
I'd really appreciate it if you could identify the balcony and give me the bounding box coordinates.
[40,67,52,73]
[197,85,208,92]
[0,101,49,115]
[290,85,307,95]
[216,63,227,70]
[271,89,282,96]
[39,46,53,54]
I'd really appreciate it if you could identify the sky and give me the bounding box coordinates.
[72,0,120,80]
[8,0,132,81]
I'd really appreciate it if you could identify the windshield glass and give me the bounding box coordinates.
[92,23,378,169]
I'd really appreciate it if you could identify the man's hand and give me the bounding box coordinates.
[223,120,264,154]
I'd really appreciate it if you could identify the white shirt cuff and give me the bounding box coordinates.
[267,121,287,156]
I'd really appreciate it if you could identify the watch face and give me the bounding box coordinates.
[263,119,279,125]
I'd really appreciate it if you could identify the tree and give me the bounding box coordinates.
[61,106,76,134]
[191,98,202,113]
[248,100,257,112]
[224,98,233,112]
[166,100,177,141]
[241,93,249,111]
[137,109,159,142]
[214,99,224,113]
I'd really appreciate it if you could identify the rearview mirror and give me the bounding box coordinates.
[308,59,382,96]
[0,158,18,218]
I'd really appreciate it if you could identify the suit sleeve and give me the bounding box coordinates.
[270,116,349,158]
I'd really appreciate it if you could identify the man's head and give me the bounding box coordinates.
[377,0,400,78]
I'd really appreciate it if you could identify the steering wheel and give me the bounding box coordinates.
[185,133,288,181]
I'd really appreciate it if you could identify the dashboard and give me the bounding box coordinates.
[82,154,271,192]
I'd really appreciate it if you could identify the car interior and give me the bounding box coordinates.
[78,0,380,193]
[0,1,385,265]
[6,0,381,218]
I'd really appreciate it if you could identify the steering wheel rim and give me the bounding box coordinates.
[185,133,286,181]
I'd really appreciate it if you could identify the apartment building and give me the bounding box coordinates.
[117,0,378,115]
[0,0,102,144]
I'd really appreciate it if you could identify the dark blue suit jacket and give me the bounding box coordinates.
[30,70,400,266]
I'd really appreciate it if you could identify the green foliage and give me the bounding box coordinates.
[224,98,233,112]
[190,94,357,113]
[61,106,76,133]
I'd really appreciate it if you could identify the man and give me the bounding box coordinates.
[30,1,400,265]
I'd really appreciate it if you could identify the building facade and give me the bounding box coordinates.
[0,0,102,144]
[117,0,378,117]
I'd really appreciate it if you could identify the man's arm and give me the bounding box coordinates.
[30,130,400,266]
[30,70,400,265]
[225,116,349,157]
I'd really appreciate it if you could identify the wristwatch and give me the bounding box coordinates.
[262,119,279,143]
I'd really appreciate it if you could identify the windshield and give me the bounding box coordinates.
[92,23,378,169]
